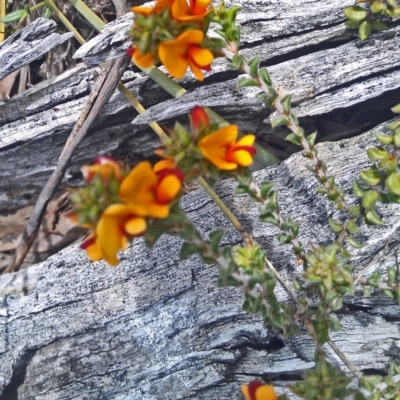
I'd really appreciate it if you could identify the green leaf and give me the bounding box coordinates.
[277,233,293,244]
[209,229,225,254]
[259,213,278,224]
[41,5,53,18]
[281,95,292,114]
[371,1,385,13]
[270,115,289,127]
[237,76,258,88]
[348,236,363,248]
[362,190,379,209]
[370,19,387,31]
[344,5,368,21]
[329,219,344,233]
[286,133,302,146]
[180,242,202,260]
[359,21,372,40]
[226,6,241,22]
[392,103,400,114]
[365,209,384,225]
[260,181,274,198]
[307,132,317,147]
[258,67,272,86]
[367,146,388,160]
[348,205,361,217]
[379,155,397,173]
[345,20,361,29]
[394,130,400,147]
[346,220,360,235]
[376,131,394,144]
[386,172,400,195]
[231,54,244,69]
[0,9,27,23]
[352,179,366,198]
[248,56,260,78]
[387,266,398,283]
[360,168,381,186]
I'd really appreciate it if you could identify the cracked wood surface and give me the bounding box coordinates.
[2,0,400,214]
[0,18,73,81]
[1,123,400,399]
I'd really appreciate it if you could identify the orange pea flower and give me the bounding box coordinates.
[119,161,183,218]
[172,0,212,21]
[132,0,174,16]
[158,30,213,81]
[241,381,277,400]
[81,156,123,183]
[131,47,156,69]
[80,204,148,266]
[198,125,256,170]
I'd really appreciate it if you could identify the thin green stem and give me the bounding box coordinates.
[45,0,85,45]
[30,1,46,12]
[197,177,252,244]
[68,0,105,32]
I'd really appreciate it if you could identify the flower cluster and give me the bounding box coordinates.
[70,107,255,266]
[71,157,183,265]
[157,105,256,178]
[241,381,277,400]
[127,0,215,81]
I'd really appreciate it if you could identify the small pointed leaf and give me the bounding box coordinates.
[362,190,379,209]
[365,209,384,225]
[347,236,363,249]
[367,146,388,160]
[375,131,394,144]
[359,21,372,40]
[344,5,368,21]
[386,172,400,195]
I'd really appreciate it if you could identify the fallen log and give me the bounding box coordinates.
[0,121,400,398]
[1,1,400,398]
[2,0,400,214]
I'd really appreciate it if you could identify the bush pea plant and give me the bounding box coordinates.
[4,0,399,398]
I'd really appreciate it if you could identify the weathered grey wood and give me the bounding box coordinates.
[0,18,74,81]
[1,121,400,399]
[2,1,400,215]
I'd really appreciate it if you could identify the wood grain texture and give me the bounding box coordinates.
[2,1,400,215]
[0,18,73,81]
[1,121,400,399]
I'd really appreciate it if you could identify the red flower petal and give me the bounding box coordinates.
[191,105,209,130]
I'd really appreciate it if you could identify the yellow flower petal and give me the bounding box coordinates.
[158,30,205,79]
[153,159,176,172]
[255,385,277,400]
[119,161,157,211]
[96,214,124,266]
[133,48,155,68]
[158,42,189,79]
[241,384,252,400]
[188,59,204,81]
[175,29,203,45]
[171,0,191,19]
[198,125,239,170]
[188,46,213,67]
[236,134,256,146]
[125,217,147,235]
[83,234,103,262]
[156,174,181,204]
[131,5,154,15]
[229,149,254,167]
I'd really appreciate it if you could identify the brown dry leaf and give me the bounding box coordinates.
[0,193,87,268]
